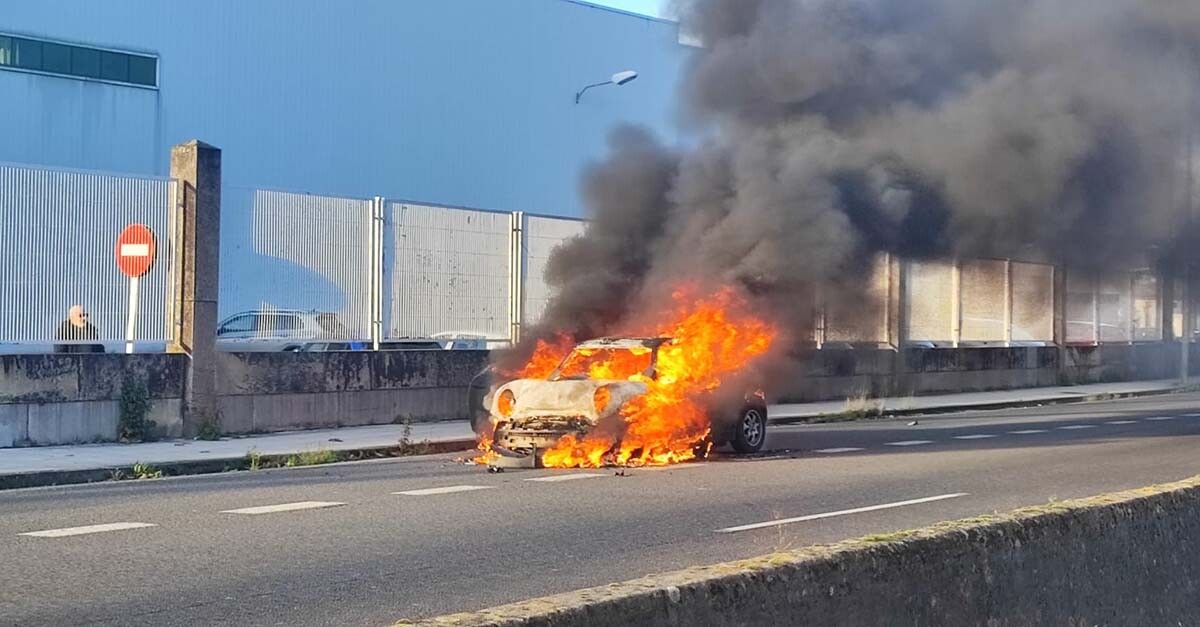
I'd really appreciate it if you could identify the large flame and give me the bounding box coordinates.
[483,285,776,468]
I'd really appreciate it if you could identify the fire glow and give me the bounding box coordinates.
[476,286,775,468]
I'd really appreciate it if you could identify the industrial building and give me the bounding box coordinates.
[0,0,686,217]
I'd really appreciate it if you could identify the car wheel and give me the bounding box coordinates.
[730,405,767,454]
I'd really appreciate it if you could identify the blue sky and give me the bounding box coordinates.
[590,0,666,18]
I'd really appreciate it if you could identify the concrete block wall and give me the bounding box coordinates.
[0,354,186,447]
[214,350,489,435]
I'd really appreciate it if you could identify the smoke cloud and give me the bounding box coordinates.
[522,0,1200,362]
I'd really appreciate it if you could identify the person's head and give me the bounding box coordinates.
[68,305,89,327]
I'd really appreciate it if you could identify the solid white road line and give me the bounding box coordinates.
[1009,429,1049,435]
[20,522,157,538]
[715,493,969,534]
[953,434,996,440]
[393,485,495,496]
[1057,425,1096,430]
[1182,413,1200,418]
[525,473,606,483]
[1105,420,1139,425]
[221,501,345,515]
[813,448,865,454]
[886,440,934,447]
[1144,416,1177,421]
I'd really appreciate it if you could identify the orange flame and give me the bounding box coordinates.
[539,286,775,468]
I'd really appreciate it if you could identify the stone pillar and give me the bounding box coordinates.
[168,141,221,436]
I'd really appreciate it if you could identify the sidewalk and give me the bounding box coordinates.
[0,379,1186,489]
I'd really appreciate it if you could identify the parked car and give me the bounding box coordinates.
[216,309,352,351]
[286,339,445,352]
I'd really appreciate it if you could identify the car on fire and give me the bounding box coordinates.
[481,337,768,467]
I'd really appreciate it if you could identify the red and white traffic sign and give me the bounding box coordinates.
[115,224,156,278]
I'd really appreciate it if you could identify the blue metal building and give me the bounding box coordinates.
[0,0,687,217]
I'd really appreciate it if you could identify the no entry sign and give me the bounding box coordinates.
[115,224,156,278]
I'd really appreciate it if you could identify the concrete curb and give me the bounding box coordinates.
[0,438,479,491]
[397,475,1200,627]
[770,385,1185,425]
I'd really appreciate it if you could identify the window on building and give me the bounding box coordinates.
[0,34,156,87]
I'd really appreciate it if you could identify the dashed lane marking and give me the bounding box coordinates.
[885,440,934,447]
[1056,425,1096,430]
[393,485,495,496]
[1144,416,1178,421]
[813,448,866,454]
[20,522,157,538]
[1105,420,1139,425]
[953,434,996,440]
[715,493,969,534]
[525,473,606,483]
[221,501,345,515]
[1009,429,1049,434]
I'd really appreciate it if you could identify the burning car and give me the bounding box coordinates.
[482,336,769,468]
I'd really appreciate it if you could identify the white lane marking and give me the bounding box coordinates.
[20,522,157,538]
[886,440,934,447]
[1105,420,1139,425]
[813,447,865,454]
[1057,425,1096,430]
[715,493,969,534]
[1183,413,1200,417]
[393,485,494,496]
[953,434,996,440]
[1144,416,1177,421]
[1009,429,1049,435]
[221,501,345,515]
[525,473,606,483]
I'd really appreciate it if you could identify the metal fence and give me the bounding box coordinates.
[0,163,175,350]
[3,160,1187,352]
[383,202,512,340]
[219,187,375,343]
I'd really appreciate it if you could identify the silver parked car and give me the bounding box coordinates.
[216,309,352,351]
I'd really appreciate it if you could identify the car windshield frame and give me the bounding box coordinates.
[548,345,658,382]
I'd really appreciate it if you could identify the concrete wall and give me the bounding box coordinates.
[0,350,487,446]
[0,354,185,447]
[778,343,1199,402]
[406,476,1200,626]
[2,344,1193,446]
[215,350,489,435]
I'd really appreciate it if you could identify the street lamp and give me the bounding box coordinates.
[575,70,639,104]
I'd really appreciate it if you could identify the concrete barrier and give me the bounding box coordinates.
[401,476,1200,626]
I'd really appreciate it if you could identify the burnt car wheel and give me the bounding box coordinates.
[730,405,767,454]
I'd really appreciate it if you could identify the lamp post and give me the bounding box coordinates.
[575,70,639,103]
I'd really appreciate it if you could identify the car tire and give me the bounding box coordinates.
[730,405,767,454]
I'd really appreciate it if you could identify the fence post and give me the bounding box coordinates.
[371,197,385,350]
[508,212,526,345]
[168,140,221,437]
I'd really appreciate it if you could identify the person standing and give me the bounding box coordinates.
[54,305,104,354]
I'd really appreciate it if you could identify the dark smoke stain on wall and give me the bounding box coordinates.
[518,0,1200,366]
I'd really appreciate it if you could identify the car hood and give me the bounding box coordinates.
[493,378,647,422]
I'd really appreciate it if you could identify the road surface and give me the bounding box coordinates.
[3,392,1200,626]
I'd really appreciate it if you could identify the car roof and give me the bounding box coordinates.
[574,337,672,350]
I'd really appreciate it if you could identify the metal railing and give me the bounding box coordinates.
[0,162,175,350]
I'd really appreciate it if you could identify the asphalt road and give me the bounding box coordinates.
[3,393,1200,627]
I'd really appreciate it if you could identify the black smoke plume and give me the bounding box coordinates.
[515,0,1200,368]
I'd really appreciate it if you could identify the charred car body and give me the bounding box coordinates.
[479,337,768,466]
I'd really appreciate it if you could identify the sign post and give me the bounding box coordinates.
[115,224,157,354]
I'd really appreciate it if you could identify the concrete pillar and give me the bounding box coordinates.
[168,141,221,436]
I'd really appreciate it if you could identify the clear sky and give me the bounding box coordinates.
[590,0,667,19]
